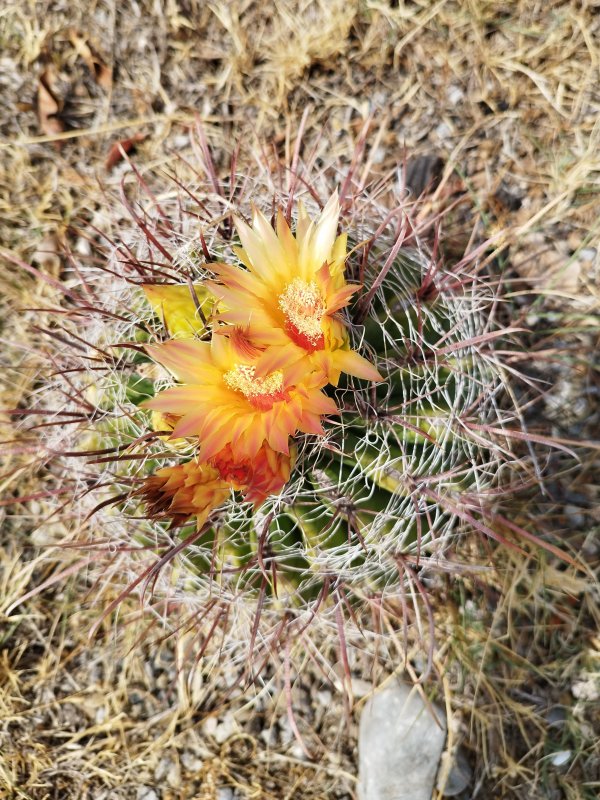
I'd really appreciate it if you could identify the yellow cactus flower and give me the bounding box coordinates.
[143,328,337,462]
[143,283,215,337]
[205,192,383,385]
[140,440,292,528]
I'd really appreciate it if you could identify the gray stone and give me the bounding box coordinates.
[351,678,373,698]
[437,749,472,796]
[358,684,446,800]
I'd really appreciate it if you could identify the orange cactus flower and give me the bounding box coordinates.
[141,441,292,528]
[212,442,292,506]
[143,331,337,461]
[140,460,230,529]
[205,192,383,385]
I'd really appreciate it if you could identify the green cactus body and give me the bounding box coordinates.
[34,141,508,672]
[141,244,499,610]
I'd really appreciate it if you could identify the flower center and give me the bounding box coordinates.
[278,278,326,352]
[223,364,286,411]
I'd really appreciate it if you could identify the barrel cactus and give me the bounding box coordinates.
[31,131,515,680]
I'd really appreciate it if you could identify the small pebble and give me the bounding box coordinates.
[202,716,218,737]
[565,504,586,529]
[437,749,472,796]
[137,789,159,800]
[154,756,181,789]
[213,713,238,744]
[550,750,571,768]
[447,86,464,105]
[259,727,277,747]
[316,689,333,707]
[572,676,600,701]
[546,706,568,728]
[181,751,204,773]
[75,236,92,256]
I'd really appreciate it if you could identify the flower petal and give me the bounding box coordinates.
[326,283,360,314]
[254,342,305,378]
[333,349,383,382]
[145,339,216,384]
[144,385,205,414]
[143,283,213,337]
[308,192,340,273]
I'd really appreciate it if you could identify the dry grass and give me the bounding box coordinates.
[1,1,599,798]
[0,572,359,799]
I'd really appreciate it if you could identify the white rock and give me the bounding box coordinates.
[154,756,180,787]
[550,750,571,768]
[75,236,92,256]
[565,504,585,529]
[136,789,158,800]
[213,713,239,744]
[202,716,218,736]
[572,676,600,701]
[166,759,181,788]
[154,757,169,782]
[316,689,333,707]
[358,684,447,800]
[435,122,452,140]
[290,742,307,760]
[181,750,204,773]
[447,86,464,105]
[259,727,277,747]
[173,134,190,149]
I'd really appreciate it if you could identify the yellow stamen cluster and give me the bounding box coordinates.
[278,278,326,346]
[223,364,284,402]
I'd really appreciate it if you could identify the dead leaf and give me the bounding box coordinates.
[37,66,65,144]
[105,133,147,172]
[69,30,112,91]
